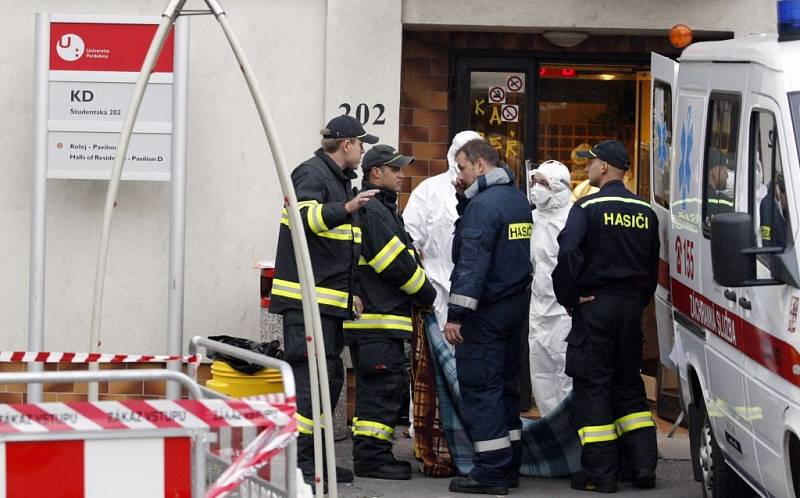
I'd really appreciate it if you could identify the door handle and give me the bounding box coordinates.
[724,290,737,302]
[738,297,752,310]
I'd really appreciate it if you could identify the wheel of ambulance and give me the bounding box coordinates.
[696,401,755,498]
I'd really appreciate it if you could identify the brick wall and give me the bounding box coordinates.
[399,30,685,209]
[0,362,212,403]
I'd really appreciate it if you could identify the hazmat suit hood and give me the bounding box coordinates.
[529,160,572,211]
[447,130,482,181]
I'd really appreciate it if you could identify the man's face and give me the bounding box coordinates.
[342,138,365,170]
[710,164,728,190]
[456,151,481,189]
[586,157,604,188]
[371,165,404,193]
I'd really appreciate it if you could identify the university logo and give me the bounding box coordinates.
[56,33,85,62]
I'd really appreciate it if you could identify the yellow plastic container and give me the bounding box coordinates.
[206,360,284,398]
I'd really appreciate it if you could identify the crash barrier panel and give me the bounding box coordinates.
[190,336,299,498]
[0,338,299,498]
[0,369,207,497]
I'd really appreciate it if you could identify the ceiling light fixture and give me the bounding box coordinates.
[542,31,589,48]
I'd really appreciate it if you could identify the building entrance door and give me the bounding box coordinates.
[454,57,650,198]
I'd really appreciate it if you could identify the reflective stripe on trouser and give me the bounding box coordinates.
[474,435,511,453]
[615,411,655,435]
[455,293,528,487]
[350,339,406,468]
[565,295,657,485]
[578,424,618,445]
[296,413,327,435]
[343,313,413,332]
[352,419,394,441]
[282,310,345,472]
[271,278,350,309]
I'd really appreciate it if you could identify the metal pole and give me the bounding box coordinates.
[205,3,337,495]
[166,15,190,400]
[27,13,51,403]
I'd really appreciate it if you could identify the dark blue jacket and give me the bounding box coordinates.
[447,166,532,324]
[553,180,659,309]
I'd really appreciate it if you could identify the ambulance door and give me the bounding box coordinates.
[669,65,707,379]
[697,65,760,482]
[739,92,799,496]
[650,53,678,371]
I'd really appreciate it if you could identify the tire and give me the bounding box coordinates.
[696,400,755,498]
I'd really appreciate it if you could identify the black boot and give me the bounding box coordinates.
[570,472,618,493]
[355,461,412,480]
[449,476,508,495]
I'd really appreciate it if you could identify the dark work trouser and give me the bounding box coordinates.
[455,291,528,487]
[349,338,406,470]
[565,294,658,485]
[283,309,345,473]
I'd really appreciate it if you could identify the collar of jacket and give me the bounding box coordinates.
[599,179,625,191]
[464,164,515,199]
[315,148,358,181]
[362,180,398,211]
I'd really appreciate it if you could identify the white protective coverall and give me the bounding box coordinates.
[403,130,482,335]
[528,160,573,416]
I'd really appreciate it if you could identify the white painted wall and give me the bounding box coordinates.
[0,0,327,354]
[325,0,402,148]
[0,0,777,356]
[402,0,777,37]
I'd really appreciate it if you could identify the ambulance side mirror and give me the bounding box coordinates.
[710,213,756,287]
[710,212,785,287]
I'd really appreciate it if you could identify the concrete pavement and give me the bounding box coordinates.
[330,425,701,498]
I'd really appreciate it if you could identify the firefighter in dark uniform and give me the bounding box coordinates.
[444,139,532,495]
[553,140,660,493]
[270,115,379,488]
[344,144,436,480]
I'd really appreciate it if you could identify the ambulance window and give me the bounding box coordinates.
[702,94,740,235]
[750,110,789,258]
[652,81,672,208]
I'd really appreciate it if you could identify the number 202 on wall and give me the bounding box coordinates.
[339,103,386,125]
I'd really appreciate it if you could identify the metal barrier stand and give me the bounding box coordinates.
[190,336,298,498]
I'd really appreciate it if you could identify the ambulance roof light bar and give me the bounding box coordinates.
[778,0,800,41]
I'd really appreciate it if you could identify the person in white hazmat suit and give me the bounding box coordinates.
[528,160,573,416]
[403,130,482,339]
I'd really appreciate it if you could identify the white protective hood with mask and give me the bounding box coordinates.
[528,160,573,416]
[403,130,482,334]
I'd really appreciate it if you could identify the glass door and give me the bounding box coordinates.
[454,57,536,188]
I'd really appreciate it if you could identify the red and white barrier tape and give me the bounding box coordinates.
[0,399,294,434]
[206,411,297,498]
[0,351,201,364]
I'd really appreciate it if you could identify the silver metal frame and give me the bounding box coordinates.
[190,335,297,498]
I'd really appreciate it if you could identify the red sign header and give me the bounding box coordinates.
[49,22,174,72]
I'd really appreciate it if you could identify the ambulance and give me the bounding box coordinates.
[650,2,800,496]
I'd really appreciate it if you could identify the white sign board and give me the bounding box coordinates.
[36,14,187,181]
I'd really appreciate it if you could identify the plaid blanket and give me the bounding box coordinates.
[411,309,456,477]
[423,312,582,477]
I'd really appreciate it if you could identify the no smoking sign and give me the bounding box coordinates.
[501,104,518,122]
[488,86,506,104]
[506,75,523,92]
